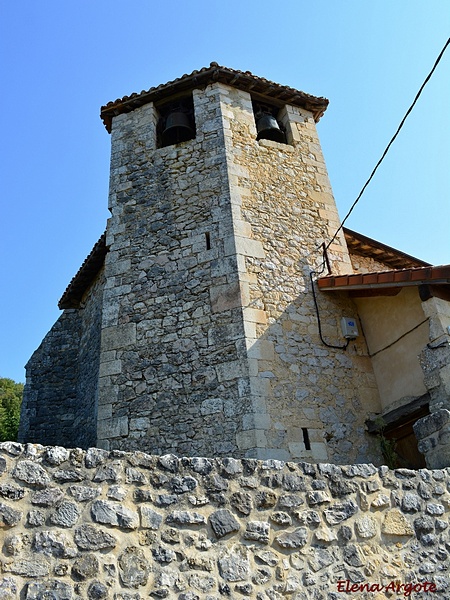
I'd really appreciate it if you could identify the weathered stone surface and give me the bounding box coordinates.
[31,487,64,506]
[166,510,206,525]
[0,484,25,501]
[323,500,358,525]
[53,469,85,483]
[125,467,148,485]
[399,492,421,514]
[93,465,120,483]
[91,500,139,529]
[158,454,179,473]
[189,457,213,475]
[85,448,109,468]
[152,545,176,564]
[74,524,117,550]
[255,550,279,567]
[118,546,150,588]
[26,580,72,599]
[139,506,163,530]
[355,515,377,539]
[107,485,127,501]
[306,490,331,505]
[72,554,99,580]
[0,503,22,527]
[343,544,365,567]
[133,489,153,503]
[26,510,45,527]
[0,577,17,600]
[313,526,338,543]
[275,528,308,549]
[44,446,70,465]
[12,461,50,487]
[230,492,252,515]
[5,556,50,577]
[308,548,334,572]
[68,484,100,502]
[171,476,198,494]
[382,509,414,535]
[88,581,109,599]
[218,549,250,582]
[243,521,270,544]
[269,511,292,526]
[255,491,277,509]
[209,509,240,538]
[33,530,77,558]
[188,573,215,592]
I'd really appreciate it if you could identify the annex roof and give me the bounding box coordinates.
[318,264,450,294]
[343,228,430,270]
[58,233,107,309]
[100,62,329,132]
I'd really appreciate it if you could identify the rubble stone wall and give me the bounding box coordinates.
[97,85,251,457]
[19,270,105,449]
[0,443,448,599]
[19,312,81,447]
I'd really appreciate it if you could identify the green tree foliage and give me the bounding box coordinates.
[0,378,24,442]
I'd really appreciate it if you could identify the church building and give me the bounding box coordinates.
[19,64,450,469]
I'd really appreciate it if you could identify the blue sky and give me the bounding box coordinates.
[1,1,449,383]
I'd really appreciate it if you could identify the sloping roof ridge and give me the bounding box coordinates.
[343,227,431,269]
[58,232,108,309]
[100,62,329,132]
[318,263,450,291]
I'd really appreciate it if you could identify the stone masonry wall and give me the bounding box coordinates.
[19,269,105,450]
[0,443,449,599]
[217,86,381,463]
[97,81,382,464]
[97,85,253,456]
[19,312,81,447]
[75,268,105,448]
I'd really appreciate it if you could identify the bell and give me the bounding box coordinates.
[256,114,285,143]
[162,111,194,146]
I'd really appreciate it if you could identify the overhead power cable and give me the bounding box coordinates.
[322,37,450,260]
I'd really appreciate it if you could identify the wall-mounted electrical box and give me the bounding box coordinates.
[341,317,359,339]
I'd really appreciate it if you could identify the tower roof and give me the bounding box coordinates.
[100,63,329,132]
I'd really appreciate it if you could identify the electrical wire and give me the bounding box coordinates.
[238,38,449,351]
[321,37,450,262]
[242,34,449,314]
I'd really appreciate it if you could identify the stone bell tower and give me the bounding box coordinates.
[95,63,379,462]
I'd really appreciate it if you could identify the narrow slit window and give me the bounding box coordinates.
[205,232,211,250]
[302,427,311,451]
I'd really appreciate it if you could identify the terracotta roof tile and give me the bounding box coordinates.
[343,228,430,269]
[100,63,329,132]
[58,232,108,309]
[318,264,450,292]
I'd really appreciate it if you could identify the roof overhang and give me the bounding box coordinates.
[343,228,430,270]
[318,265,450,298]
[100,63,329,132]
[58,233,108,309]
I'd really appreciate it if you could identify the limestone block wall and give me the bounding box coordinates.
[218,86,381,464]
[0,443,449,599]
[98,85,251,456]
[420,297,450,413]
